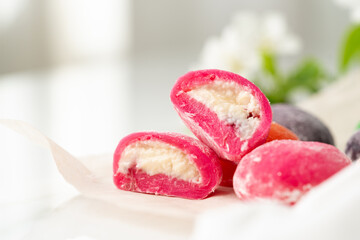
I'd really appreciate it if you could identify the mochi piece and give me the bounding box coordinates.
[233,140,351,205]
[113,132,222,199]
[272,104,334,145]
[345,130,360,161]
[171,69,272,163]
[219,158,237,187]
[266,122,299,142]
[220,122,299,188]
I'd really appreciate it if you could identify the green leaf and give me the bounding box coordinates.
[265,91,287,104]
[339,24,360,73]
[287,58,328,93]
[260,51,285,95]
[261,52,278,77]
[259,54,330,104]
[357,122,360,130]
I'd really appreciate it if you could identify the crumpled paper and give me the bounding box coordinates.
[0,119,240,220]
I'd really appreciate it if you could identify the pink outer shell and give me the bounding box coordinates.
[233,140,352,205]
[113,132,222,199]
[219,158,237,187]
[170,69,272,163]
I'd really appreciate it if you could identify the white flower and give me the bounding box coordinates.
[195,11,301,80]
[259,13,301,55]
[334,0,360,22]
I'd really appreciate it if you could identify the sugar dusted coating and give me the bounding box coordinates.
[233,140,351,205]
[188,80,261,139]
[113,132,222,199]
[171,69,272,163]
[118,140,201,183]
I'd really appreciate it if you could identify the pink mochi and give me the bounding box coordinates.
[219,158,237,187]
[113,132,222,199]
[170,69,272,163]
[233,140,352,205]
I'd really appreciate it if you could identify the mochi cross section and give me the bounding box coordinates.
[113,132,222,199]
[171,69,272,163]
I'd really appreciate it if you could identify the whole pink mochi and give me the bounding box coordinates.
[233,140,352,205]
[113,132,222,199]
[170,69,272,163]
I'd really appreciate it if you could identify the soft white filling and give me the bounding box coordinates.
[187,80,261,139]
[118,140,201,183]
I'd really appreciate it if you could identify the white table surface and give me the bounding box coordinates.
[0,60,195,240]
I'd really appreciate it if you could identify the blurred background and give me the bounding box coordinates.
[0,0,352,152]
[0,0,358,239]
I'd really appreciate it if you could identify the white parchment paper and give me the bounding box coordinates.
[0,119,240,220]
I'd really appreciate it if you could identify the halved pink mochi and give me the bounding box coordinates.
[170,69,272,163]
[233,140,351,205]
[113,132,222,199]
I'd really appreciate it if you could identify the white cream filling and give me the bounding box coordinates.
[118,140,201,183]
[187,80,261,139]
